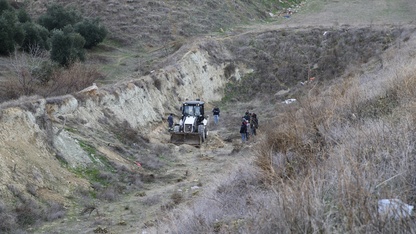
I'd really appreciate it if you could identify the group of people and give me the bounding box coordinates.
[240,111,258,143]
[212,107,259,143]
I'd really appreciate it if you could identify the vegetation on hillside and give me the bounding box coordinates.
[223,27,403,102]
[0,1,106,59]
[38,0,302,47]
[0,0,107,102]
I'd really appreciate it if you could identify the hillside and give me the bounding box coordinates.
[1,0,416,233]
[21,0,304,81]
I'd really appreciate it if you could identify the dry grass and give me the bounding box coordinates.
[161,34,416,233]
[0,60,103,102]
[0,194,66,232]
[223,27,405,102]
[249,55,416,232]
[40,62,102,96]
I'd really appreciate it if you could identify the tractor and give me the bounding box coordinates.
[170,100,208,146]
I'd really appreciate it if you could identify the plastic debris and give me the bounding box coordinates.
[282,99,297,104]
[135,161,142,167]
[378,199,414,219]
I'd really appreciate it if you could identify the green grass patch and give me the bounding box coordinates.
[71,167,110,186]
[78,140,115,171]
[79,140,96,157]
[64,127,77,133]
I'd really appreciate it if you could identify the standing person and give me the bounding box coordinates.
[244,111,251,122]
[245,118,251,140]
[250,113,258,136]
[243,112,251,140]
[167,113,174,131]
[240,121,247,143]
[212,106,220,124]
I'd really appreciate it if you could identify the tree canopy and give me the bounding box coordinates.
[0,2,107,65]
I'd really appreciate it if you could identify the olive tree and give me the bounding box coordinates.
[74,19,107,49]
[50,28,85,66]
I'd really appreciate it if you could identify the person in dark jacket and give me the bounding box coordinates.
[167,113,174,130]
[212,107,220,124]
[244,111,251,122]
[250,113,258,136]
[240,121,247,143]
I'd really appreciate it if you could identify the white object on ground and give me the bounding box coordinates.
[282,98,297,104]
[378,199,414,219]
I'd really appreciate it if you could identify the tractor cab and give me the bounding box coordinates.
[181,100,205,121]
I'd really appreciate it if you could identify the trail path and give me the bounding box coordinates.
[38,115,257,233]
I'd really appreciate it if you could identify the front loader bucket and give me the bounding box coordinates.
[170,132,201,146]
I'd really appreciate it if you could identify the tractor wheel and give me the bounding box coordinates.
[198,125,205,142]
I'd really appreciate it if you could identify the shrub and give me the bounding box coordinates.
[0,213,16,233]
[21,22,50,52]
[37,3,81,31]
[17,8,31,23]
[0,201,17,232]
[74,18,107,49]
[50,29,85,66]
[4,48,50,98]
[45,201,66,221]
[15,199,42,226]
[41,62,100,96]
[0,16,16,54]
[0,10,24,55]
[170,191,183,205]
[0,0,11,14]
[31,60,58,84]
[97,186,118,202]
